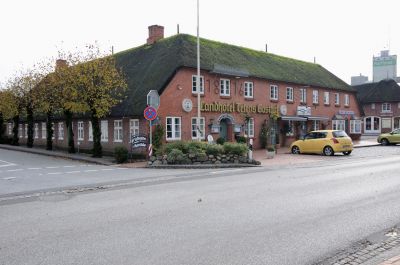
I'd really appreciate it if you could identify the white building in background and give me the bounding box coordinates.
[351,74,369,86]
[373,50,397,82]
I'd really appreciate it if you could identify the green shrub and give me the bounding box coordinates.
[164,141,189,154]
[205,144,224,156]
[153,124,164,151]
[235,136,247,144]
[114,146,129,163]
[223,142,248,156]
[267,146,275,152]
[216,137,226,145]
[167,148,185,164]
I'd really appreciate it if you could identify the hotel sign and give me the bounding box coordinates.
[200,102,279,116]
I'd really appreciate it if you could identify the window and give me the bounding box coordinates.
[42,122,46,139]
[332,120,345,130]
[244,82,253,98]
[371,103,375,109]
[324,92,330,105]
[312,90,319,104]
[344,94,350,106]
[300,88,307,103]
[244,118,254,137]
[191,117,205,139]
[58,122,64,140]
[350,120,361,134]
[192,75,204,94]
[114,120,123,142]
[8,123,12,135]
[286,87,293,101]
[18,124,22,138]
[382,103,391,113]
[285,120,294,136]
[34,123,39,139]
[220,79,230,96]
[166,117,181,140]
[334,93,340,105]
[52,123,55,140]
[25,124,28,138]
[398,102,400,109]
[88,121,93,141]
[270,85,278,100]
[101,120,108,142]
[312,120,320,131]
[78,121,84,141]
[129,119,140,142]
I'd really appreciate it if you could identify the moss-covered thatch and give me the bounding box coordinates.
[112,34,352,116]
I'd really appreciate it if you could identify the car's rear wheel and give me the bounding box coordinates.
[323,146,334,156]
[291,146,300,154]
[343,151,352,155]
[381,138,389,146]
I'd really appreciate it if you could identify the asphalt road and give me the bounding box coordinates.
[1,146,400,265]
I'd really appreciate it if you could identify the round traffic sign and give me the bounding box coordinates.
[144,106,157,121]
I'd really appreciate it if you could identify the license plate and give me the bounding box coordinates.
[342,145,350,148]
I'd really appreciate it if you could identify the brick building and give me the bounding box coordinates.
[8,25,362,152]
[354,79,400,134]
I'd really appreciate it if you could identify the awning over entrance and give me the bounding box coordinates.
[306,116,329,121]
[280,116,307,121]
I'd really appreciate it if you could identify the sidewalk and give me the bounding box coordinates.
[379,255,400,265]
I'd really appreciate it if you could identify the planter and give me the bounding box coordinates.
[266,150,275,159]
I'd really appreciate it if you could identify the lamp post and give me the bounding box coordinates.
[196,0,201,141]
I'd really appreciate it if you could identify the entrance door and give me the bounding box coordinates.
[220,119,228,140]
[394,117,400,129]
[364,116,381,134]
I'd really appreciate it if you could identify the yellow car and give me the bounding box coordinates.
[290,130,353,156]
[377,128,400,145]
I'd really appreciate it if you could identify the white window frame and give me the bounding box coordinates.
[300,88,307,103]
[192,75,204,94]
[113,120,123,142]
[382,103,391,113]
[332,120,345,130]
[312,90,319,104]
[24,124,28,138]
[52,123,55,140]
[270,85,278,100]
[324,92,330,105]
[8,123,12,135]
[89,121,93,141]
[78,121,84,141]
[371,103,375,110]
[41,122,46,139]
[101,120,109,142]
[312,120,320,131]
[244,82,254,98]
[350,120,361,134]
[34,123,39,139]
[19,124,22,138]
[286,87,293,102]
[334,93,340,105]
[58,122,64,140]
[344,94,350,106]
[129,119,140,142]
[220,79,230,96]
[244,118,255,137]
[166,117,181,140]
[191,117,205,140]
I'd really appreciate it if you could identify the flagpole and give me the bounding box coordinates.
[196,0,201,141]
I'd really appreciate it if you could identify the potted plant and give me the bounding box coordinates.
[266,146,275,159]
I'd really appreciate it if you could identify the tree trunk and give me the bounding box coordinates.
[64,110,75,153]
[0,112,4,144]
[46,111,53,150]
[12,115,19,146]
[91,110,102,158]
[26,104,34,148]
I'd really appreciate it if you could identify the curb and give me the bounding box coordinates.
[354,144,381,148]
[0,144,114,166]
[148,163,261,169]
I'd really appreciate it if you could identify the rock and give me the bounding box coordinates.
[208,154,214,159]
[193,162,201,165]
[147,161,153,166]
[254,161,261,165]
[150,156,157,162]
[212,158,217,162]
[215,161,221,164]
[221,159,228,163]
[152,160,162,166]
[162,160,168,165]
[221,154,226,158]
[216,156,221,160]
[188,153,196,159]
[234,159,239,164]
[156,155,162,160]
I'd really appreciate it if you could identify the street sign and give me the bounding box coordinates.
[147,90,160,110]
[144,106,157,121]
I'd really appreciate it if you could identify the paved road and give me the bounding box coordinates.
[1,146,400,265]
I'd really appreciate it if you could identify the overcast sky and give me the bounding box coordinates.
[1,0,398,86]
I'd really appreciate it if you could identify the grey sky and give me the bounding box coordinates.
[1,0,398,85]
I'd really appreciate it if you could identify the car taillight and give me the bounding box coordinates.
[331,138,339,144]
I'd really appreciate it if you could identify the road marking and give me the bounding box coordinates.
[83,169,98,172]
[63,165,76,168]
[46,166,59,169]
[65,171,81,174]
[28,168,41,170]
[47,172,62,175]
[2,177,16,180]
[101,168,113,171]
[0,159,16,168]
[6,169,23,172]
[210,169,244,174]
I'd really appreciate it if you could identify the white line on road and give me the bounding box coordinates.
[65,171,81,174]
[46,166,59,169]
[47,172,62,175]
[6,169,23,172]
[101,168,113,171]
[210,169,244,174]
[2,177,16,180]
[83,169,99,172]
[0,159,16,168]
[28,168,41,170]
[63,166,76,168]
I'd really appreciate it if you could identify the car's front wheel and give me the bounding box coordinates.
[381,138,389,146]
[323,146,334,156]
[291,146,300,154]
[343,151,352,155]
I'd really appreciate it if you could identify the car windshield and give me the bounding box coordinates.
[332,130,348,138]
[392,129,400,134]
